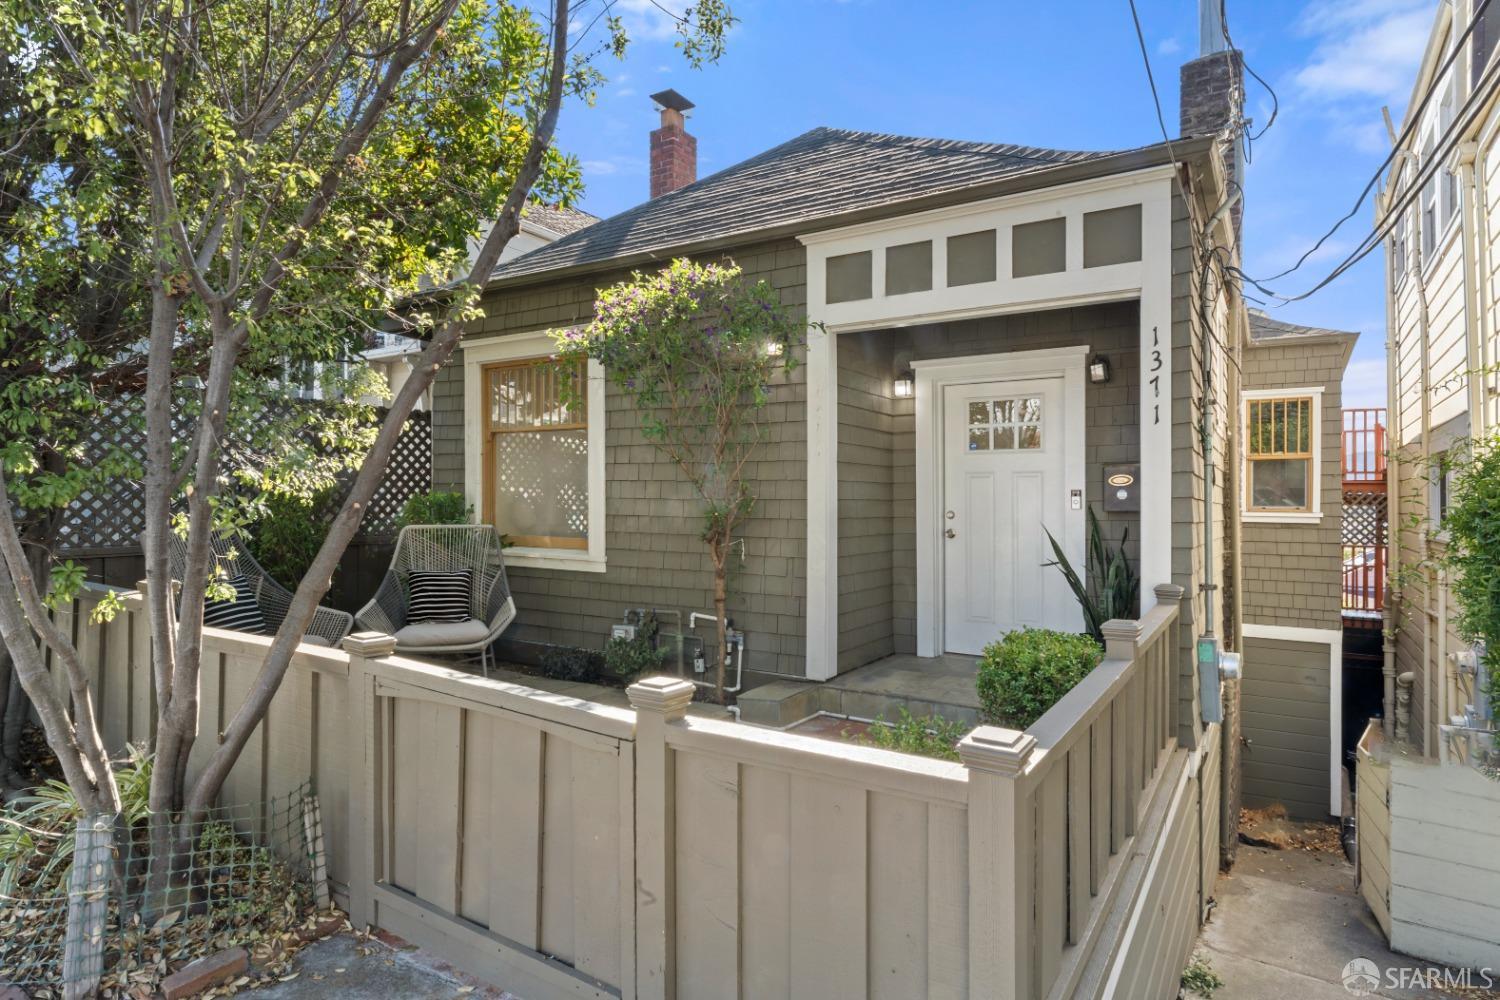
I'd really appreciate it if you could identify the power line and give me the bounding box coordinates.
[1236,40,1500,305]
[1238,0,1493,293]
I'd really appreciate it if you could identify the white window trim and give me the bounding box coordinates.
[911,345,1088,656]
[1242,386,1324,524]
[463,330,607,573]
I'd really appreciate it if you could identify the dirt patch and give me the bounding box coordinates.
[1237,805,1343,853]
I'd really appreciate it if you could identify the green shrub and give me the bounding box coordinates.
[1442,433,1500,712]
[854,709,968,761]
[247,486,339,587]
[604,612,664,681]
[976,628,1104,729]
[540,645,605,683]
[396,490,472,530]
[1180,952,1224,997]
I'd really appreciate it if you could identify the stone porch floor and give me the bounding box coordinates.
[737,653,982,728]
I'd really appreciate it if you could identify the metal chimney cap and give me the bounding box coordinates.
[650,89,695,113]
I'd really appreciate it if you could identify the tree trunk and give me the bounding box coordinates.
[711,541,729,703]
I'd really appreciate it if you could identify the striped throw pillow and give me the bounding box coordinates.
[408,569,474,624]
[203,574,268,634]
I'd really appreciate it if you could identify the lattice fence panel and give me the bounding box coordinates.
[1342,490,1388,615]
[51,398,430,553]
[363,410,431,536]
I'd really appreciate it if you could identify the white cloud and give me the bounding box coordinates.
[1340,357,1389,409]
[1293,0,1430,107]
[1157,37,1182,57]
[582,159,620,176]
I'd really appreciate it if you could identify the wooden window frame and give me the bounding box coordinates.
[481,356,590,551]
[1243,389,1321,518]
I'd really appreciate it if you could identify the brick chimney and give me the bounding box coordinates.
[1179,1,1245,241]
[649,89,696,199]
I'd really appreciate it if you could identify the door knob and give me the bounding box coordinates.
[945,528,957,539]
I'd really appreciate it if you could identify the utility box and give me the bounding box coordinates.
[1102,463,1140,512]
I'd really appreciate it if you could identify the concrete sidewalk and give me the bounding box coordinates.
[1193,832,1491,999]
[243,932,521,999]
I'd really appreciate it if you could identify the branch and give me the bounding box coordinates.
[188,0,576,818]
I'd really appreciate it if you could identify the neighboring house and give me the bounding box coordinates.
[425,46,1263,743]
[1237,310,1355,821]
[363,203,598,409]
[1355,0,1500,972]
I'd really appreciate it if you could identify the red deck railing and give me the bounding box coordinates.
[1341,408,1387,620]
[1342,408,1387,486]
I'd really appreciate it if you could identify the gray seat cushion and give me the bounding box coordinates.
[394,618,489,649]
[300,634,333,647]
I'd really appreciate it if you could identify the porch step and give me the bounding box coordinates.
[736,654,983,729]
[736,680,825,727]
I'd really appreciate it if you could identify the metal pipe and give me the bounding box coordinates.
[1198,188,1242,639]
[1381,184,1401,741]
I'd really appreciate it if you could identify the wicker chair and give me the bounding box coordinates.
[168,529,354,646]
[355,525,516,675]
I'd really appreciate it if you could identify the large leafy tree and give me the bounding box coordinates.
[0,0,733,897]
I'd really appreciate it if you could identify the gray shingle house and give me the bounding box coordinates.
[423,56,1346,748]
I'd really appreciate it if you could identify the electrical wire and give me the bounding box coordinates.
[1238,0,1494,292]
[1235,44,1500,305]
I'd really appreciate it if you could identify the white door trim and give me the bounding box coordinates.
[915,346,1088,656]
[1241,622,1344,817]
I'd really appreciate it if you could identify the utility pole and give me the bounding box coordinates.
[1200,0,1226,56]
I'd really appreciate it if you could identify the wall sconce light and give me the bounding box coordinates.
[1088,354,1111,385]
[764,340,784,358]
[893,370,915,398]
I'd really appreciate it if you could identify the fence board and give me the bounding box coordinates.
[925,803,968,1000]
[570,743,623,986]
[1068,741,1091,945]
[460,714,543,945]
[788,774,867,1000]
[869,791,928,1000]
[540,736,577,966]
[673,752,739,1000]
[740,765,792,1000]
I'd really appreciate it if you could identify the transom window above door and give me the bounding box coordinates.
[966,395,1043,451]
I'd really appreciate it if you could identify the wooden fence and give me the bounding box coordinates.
[67,582,1221,1000]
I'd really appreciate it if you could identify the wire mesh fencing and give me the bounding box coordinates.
[0,781,328,997]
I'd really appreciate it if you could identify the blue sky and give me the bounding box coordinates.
[553,0,1438,408]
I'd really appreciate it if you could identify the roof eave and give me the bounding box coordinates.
[482,137,1214,295]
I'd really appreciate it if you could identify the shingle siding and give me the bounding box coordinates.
[433,238,811,677]
[1240,339,1348,631]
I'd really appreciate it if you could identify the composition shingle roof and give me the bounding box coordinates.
[523,202,599,237]
[492,127,1131,284]
[1248,309,1358,343]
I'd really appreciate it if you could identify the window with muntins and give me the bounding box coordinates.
[482,357,589,549]
[1247,396,1315,512]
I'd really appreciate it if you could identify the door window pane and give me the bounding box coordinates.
[965,394,1043,452]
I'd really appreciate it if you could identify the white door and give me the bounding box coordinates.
[941,377,1075,654]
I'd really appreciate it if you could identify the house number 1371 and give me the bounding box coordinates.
[1149,326,1162,425]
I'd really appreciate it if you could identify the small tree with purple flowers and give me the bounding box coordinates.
[554,259,805,701]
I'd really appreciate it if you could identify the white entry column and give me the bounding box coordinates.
[1137,180,1175,613]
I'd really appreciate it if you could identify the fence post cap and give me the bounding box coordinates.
[1100,618,1144,643]
[958,725,1037,776]
[1153,583,1186,603]
[627,676,696,718]
[342,631,398,657]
